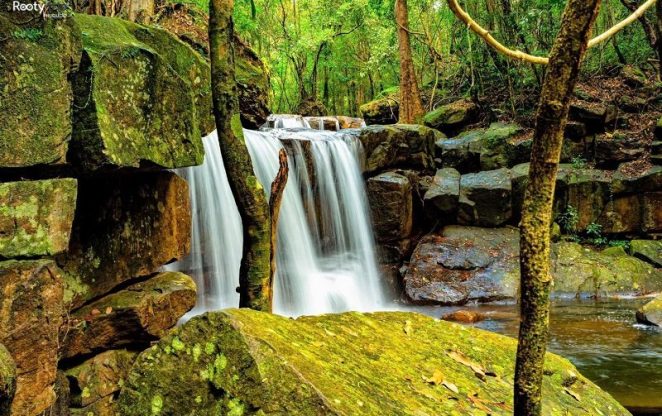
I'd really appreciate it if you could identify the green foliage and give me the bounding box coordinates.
[12,28,43,42]
[608,239,631,250]
[585,222,607,246]
[557,205,579,234]
[571,156,587,169]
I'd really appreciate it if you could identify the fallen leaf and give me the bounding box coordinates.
[424,370,444,385]
[105,306,113,315]
[403,320,413,335]
[442,380,459,394]
[564,388,581,401]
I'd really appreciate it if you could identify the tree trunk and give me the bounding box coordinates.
[268,149,288,307]
[395,0,425,124]
[514,0,602,415]
[657,0,662,76]
[209,0,273,312]
[127,0,154,23]
[620,0,658,56]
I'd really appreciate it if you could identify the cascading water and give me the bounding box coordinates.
[169,119,387,317]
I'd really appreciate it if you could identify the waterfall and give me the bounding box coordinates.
[169,125,386,317]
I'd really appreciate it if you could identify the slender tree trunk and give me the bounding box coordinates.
[395,0,425,124]
[657,0,662,76]
[514,0,602,414]
[209,0,273,312]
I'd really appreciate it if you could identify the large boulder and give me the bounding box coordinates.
[458,168,512,227]
[642,192,662,233]
[423,168,461,219]
[636,295,662,326]
[568,101,617,134]
[118,309,628,416]
[0,344,16,416]
[555,167,612,231]
[403,227,520,304]
[358,124,437,174]
[359,96,399,125]
[0,15,80,168]
[366,172,413,242]
[59,172,191,308]
[435,129,484,172]
[423,99,479,135]
[403,226,662,305]
[234,36,271,129]
[62,272,196,359]
[0,178,77,258]
[65,349,138,415]
[593,132,647,168]
[478,123,531,170]
[69,14,208,170]
[0,260,64,415]
[336,116,365,129]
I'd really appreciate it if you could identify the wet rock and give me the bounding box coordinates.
[424,168,460,219]
[636,295,662,326]
[65,349,138,411]
[0,15,80,168]
[305,116,339,131]
[435,130,483,173]
[478,123,530,170]
[62,272,196,359]
[69,14,207,170]
[59,172,190,308]
[569,102,617,133]
[0,178,77,258]
[358,124,436,174]
[510,163,529,222]
[555,167,612,231]
[594,132,647,168]
[0,260,64,416]
[441,310,486,323]
[458,168,512,227]
[630,240,662,267]
[0,344,16,415]
[423,99,479,135]
[336,116,365,129]
[642,192,662,233]
[367,172,413,241]
[403,226,520,304]
[118,309,629,416]
[403,226,662,305]
[360,97,399,125]
[296,97,328,117]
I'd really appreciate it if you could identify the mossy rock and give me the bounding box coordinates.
[0,14,81,167]
[0,343,16,415]
[358,124,436,174]
[478,123,530,170]
[0,179,77,258]
[423,99,479,135]
[118,309,629,415]
[69,14,207,170]
[630,240,662,267]
[636,294,662,326]
[359,97,399,125]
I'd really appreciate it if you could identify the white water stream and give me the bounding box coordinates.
[169,117,386,316]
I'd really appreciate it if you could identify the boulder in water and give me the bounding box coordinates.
[636,295,662,326]
[360,97,399,125]
[441,310,486,323]
[423,99,479,135]
[336,116,366,129]
[118,309,629,416]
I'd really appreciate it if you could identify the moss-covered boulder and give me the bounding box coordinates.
[630,240,662,267]
[636,294,662,326]
[0,260,64,415]
[65,349,138,414]
[118,309,629,415]
[0,343,16,416]
[63,272,196,359]
[0,14,81,168]
[423,99,479,135]
[59,172,190,308]
[358,124,437,174]
[359,97,399,125]
[0,178,77,258]
[69,14,208,170]
[478,123,531,170]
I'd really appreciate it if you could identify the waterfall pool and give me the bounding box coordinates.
[411,299,662,415]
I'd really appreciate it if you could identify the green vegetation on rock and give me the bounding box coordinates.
[118,309,629,415]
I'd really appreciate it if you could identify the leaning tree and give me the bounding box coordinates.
[445,0,654,413]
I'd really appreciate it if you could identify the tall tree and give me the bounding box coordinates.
[395,0,425,123]
[209,0,274,311]
[515,0,602,414]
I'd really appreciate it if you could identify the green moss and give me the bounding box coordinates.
[118,310,629,416]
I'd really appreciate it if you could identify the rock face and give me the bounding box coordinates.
[63,272,196,359]
[65,349,138,414]
[60,172,191,308]
[630,240,662,267]
[358,124,437,174]
[424,168,461,219]
[234,36,271,129]
[70,14,208,170]
[0,344,16,415]
[336,116,365,129]
[367,172,413,241]
[403,226,662,305]
[359,96,399,125]
[0,260,64,416]
[403,227,520,304]
[0,16,80,168]
[0,179,77,258]
[636,295,662,326]
[118,309,629,416]
[435,129,484,172]
[423,99,479,135]
[458,169,512,227]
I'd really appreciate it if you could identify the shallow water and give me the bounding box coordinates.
[412,299,662,414]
